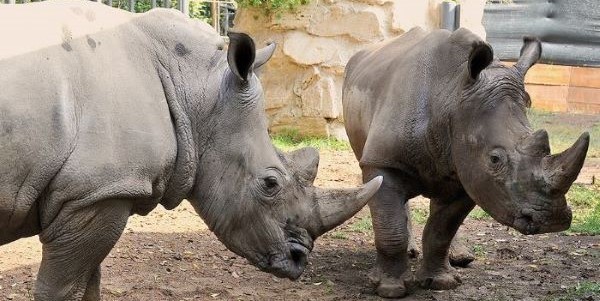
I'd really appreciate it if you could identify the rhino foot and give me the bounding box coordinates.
[416,267,462,290]
[368,267,409,298]
[448,243,475,267]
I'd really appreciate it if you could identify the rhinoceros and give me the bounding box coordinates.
[342,27,589,298]
[0,1,382,300]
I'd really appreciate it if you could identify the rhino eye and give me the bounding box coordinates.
[490,155,501,164]
[487,148,508,174]
[260,175,281,197]
[264,176,279,189]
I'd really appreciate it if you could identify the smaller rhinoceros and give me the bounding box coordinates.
[342,27,589,298]
[0,2,382,300]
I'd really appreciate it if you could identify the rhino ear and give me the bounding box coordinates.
[286,147,319,184]
[254,42,276,71]
[468,41,494,80]
[515,36,542,76]
[227,31,256,82]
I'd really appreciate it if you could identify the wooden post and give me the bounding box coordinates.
[151,0,156,8]
[129,0,135,11]
[8,0,16,4]
[164,0,171,8]
[107,0,113,6]
[211,0,219,34]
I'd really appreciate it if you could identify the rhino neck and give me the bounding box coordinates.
[137,10,228,209]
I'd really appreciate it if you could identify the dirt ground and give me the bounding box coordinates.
[1,140,599,300]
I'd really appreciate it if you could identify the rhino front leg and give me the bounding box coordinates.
[416,195,474,290]
[363,167,412,298]
[35,199,131,301]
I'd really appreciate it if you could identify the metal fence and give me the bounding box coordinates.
[1,0,236,36]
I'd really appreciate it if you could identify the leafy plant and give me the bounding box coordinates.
[237,0,309,15]
[469,207,491,220]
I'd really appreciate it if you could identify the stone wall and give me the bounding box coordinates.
[234,0,486,138]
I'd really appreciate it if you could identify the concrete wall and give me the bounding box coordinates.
[234,0,486,138]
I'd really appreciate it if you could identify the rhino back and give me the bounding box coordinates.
[344,28,483,193]
[0,1,191,236]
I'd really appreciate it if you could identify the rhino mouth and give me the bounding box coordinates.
[511,207,572,235]
[263,238,312,280]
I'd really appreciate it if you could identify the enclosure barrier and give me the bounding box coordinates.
[1,0,236,36]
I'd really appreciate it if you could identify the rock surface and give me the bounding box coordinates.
[235,0,486,138]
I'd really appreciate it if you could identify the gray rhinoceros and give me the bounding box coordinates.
[0,1,382,300]
[343,27,589,298]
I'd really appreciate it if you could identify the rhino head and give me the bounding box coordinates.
[185,32,382,279]
[451,37,589,235]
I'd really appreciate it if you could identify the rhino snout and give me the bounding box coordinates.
[513,206,572,235]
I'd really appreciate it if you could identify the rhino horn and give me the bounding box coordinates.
[518,129,551,156]
[542,132,589,194]
[313,176,383,236]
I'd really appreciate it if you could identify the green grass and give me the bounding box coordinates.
[550,281,600,301]
[469,206,491,220]
[349,216,373,233]
[330,231,348,240]
[527,109,600,158]
[567,184,600,235]
[472,244,486,257]
[271,128,350,152]
[411,207,429,225]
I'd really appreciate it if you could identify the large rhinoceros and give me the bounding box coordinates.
[343,27,589,298]
[0,1,382,300]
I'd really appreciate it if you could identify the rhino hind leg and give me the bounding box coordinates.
[362,167,412,298]
[416,195,475,290]
[35,199,131,301]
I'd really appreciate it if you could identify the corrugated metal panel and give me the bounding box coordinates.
[483,0,600,67]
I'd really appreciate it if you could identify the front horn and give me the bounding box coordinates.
[542,132,590,194]
[312,176,383,236]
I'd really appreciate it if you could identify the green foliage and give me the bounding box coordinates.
[271,129,350,152]
[551,281,600,301]
[469,206,491,220]
[349,216,373,234]
[237,0,309,15]
[527,110,600,158]
[567,184,600,235]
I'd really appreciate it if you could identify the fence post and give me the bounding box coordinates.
[179,0,189,16]
[8,0,16,4]
[129,0,135,11]
[151,0,157,8]
[164,0,171,8]
[107,0,113,6]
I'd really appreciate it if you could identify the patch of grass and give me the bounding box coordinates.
[349,216,372,234]
[567,184,600,235]
[412,207,429,225]
[527,109,600,158]
[271,128,350,152]
[469,206,491,220]
[551,281,600,301]
[567,184,600,208]
[472,244,486,257]
[330,231,348,240]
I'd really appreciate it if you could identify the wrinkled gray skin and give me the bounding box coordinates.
[0,2,382,300]
[343,27,589,298]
